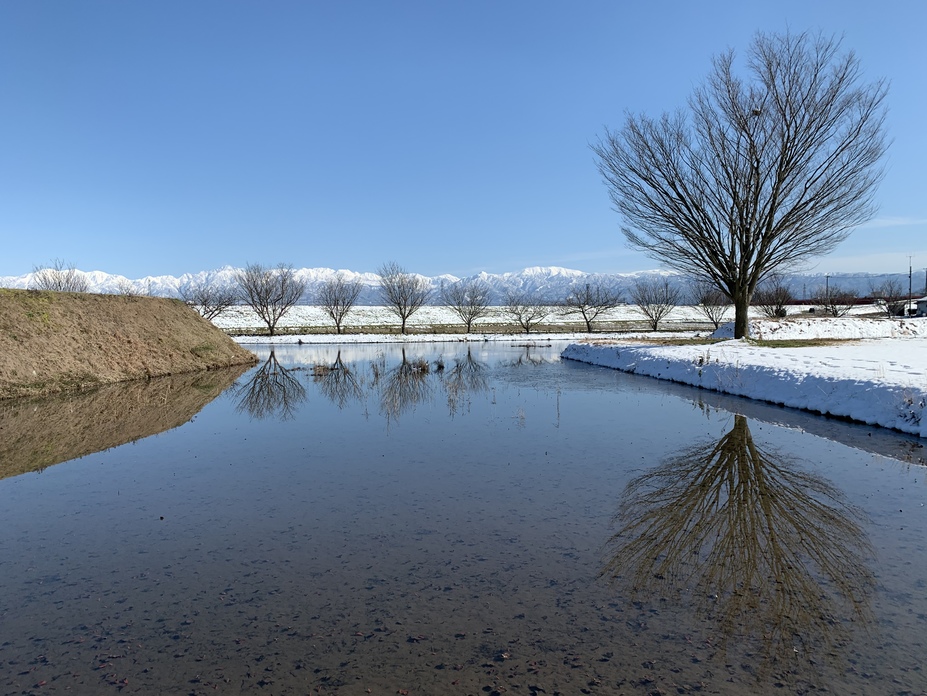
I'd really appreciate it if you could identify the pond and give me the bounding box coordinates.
[1,342,925,695]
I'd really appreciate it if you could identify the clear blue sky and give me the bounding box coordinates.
[1,0,924,279]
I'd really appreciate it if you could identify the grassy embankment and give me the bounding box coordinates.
[0,289,257,400]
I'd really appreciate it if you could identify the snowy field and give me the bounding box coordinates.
[214,302,887,340]
[564,317,927,437]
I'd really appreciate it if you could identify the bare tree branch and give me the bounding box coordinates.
[593,31,888,338]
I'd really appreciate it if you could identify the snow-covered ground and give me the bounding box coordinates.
[563,317,927,437]
[213,303,719,336]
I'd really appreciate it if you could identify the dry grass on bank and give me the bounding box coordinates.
[0,289,256,400]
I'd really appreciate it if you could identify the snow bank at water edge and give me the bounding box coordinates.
[562,318,927,437]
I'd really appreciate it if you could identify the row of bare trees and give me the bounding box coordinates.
[29,257,912,337]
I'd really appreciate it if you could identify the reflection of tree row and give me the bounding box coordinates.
[601,415,874,677]
[233,348,491,421]
[233,350,307,420]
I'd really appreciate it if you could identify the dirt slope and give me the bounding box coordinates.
[0,289,256,399]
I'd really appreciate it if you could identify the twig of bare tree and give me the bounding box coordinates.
[440,278,491,333]
[560,282,622,332]
[592,31,888,339]
[317,273,363,334]
[377,262,431,335]
[631,278,681,331]
[235,263,307,336]
[503,292,548,334]
[29,259,90,293]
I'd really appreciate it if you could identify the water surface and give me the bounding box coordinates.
[1,342,925,695]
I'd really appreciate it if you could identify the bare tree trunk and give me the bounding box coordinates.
[733,289,750,339]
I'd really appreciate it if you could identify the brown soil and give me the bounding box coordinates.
[0,365,249,480]
[0,289,257,400]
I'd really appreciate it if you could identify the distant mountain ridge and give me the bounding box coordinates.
[0,265,922,304]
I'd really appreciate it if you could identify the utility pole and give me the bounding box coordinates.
[908,256,913,314]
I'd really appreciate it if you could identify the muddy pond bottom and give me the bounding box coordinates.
[1,342,925,695]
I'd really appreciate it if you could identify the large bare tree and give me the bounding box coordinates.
[560,282,622,332]
[593,31,888,338]
[440,277,491,333]
[236,263,307,336]
[317,272,363,334]
[377,262,431,334]
[29,259,90,293]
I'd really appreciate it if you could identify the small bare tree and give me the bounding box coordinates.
[814,284,858,317]
[561,282,622,332]
[29,259,90,292]
[689,278,730,329]
[752,275,794,318]
[235,263,307,336]
[180,275,239,320]
[870,278,906,317]
[631,277,681,331]
[377,262,431,334]
[503,291,548,334]
[317,273,363,334]
[440,278,491,333]
[114,278,140,296]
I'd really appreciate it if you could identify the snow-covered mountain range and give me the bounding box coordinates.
[0,265,921,304]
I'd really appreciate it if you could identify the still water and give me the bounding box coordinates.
[1,342,925,695]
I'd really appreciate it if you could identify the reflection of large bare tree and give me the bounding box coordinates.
[601,415,874,676]
[233,350,307,420]
[314,350,364,409]
[377,348,431,421]
[443,347,489,416]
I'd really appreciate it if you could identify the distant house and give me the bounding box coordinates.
[916,297,927,317]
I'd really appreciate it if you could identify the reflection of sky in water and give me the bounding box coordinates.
[0,343,925,695]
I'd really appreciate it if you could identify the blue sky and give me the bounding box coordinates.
[1,1,924,279]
